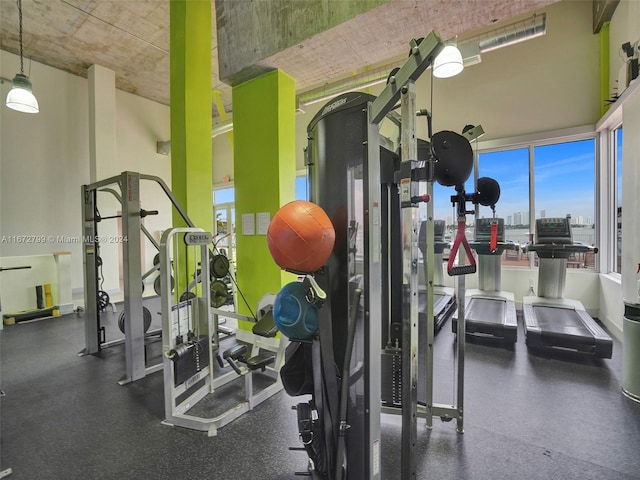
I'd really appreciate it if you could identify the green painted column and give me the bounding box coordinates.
[233,70,296,315]
[170,0,213,233]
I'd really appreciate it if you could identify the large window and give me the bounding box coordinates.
[615,127,623,273]
[478,148,530,266]
[213,187,234,205]
[533,139,596,269]
[469,134,597,270]
[296,175,308,200]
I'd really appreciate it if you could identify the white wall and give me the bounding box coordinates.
[212,131,234,185]
[0,52,171,302]
[600,274,624,338]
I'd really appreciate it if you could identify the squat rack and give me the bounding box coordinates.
[80,171,198,385]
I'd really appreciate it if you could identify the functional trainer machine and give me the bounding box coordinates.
[80,171,202,384]
[280,32,486,479]
[452,217,518,345]
[522,216,613,357]
[159,227,285,435]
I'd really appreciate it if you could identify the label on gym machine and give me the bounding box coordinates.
[184,232,213,245]
[400,178,411,203]
[373,439,380,476]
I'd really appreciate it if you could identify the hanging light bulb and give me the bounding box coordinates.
[6,0,39,113]
[433,41,464,79]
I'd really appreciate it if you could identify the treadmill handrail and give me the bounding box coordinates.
[527,243,597,254]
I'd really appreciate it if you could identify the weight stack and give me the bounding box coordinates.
[381,347,402,406]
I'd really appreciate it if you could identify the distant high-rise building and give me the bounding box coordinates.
[514,212,522,225]
[507,215,512,226]
[540,209,546,218]
[587,216,593,225]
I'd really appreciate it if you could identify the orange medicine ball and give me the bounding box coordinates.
[267,200,335,274]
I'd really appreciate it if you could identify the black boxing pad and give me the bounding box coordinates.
[432,131,473,187]
[476,177,501,207]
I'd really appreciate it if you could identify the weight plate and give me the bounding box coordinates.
[97,290,110,312]
[117,306,152,334]
[153,253,161,266]
[179,291,197,303]
[211,255,230,278]
[210,280,228,308]
[153,275,174,296]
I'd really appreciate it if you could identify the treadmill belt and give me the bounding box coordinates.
[466,298,505,325]
[533,306,591,337]
[418,291,454,334]
[524,303,613,357]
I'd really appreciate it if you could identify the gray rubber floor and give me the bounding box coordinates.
[1,302,639,480]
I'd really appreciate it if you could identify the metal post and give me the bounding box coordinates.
[400,81,419,480]
[455,244,466,433]
[425,180,435,430]
[119,171,146,384]
[81,184,100,355]
[366,104,382,480]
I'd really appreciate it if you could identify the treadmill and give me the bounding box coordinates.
[523,217,613,358]
[451,218,518,345]
[418,220,456,333]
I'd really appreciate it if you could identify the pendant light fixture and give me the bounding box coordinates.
[6,0,39,113]
[433,38,464,79]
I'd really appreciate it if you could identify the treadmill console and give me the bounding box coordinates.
[434,219,445,242]
[418,219,448,255]
[535,217,573,245]
[474,218,505,243]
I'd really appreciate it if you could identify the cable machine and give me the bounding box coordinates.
[278,31,499,479]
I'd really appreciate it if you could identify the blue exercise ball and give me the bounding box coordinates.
[273,282,318,339]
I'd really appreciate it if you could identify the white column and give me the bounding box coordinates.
[621,91,640,304]
[88,64,116,182]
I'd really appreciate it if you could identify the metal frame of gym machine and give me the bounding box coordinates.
[307,31,468,479]
[159,227,286,436]
[375,37,468,454]
[80,171,201,384]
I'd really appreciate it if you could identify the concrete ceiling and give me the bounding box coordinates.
[0,0,558,122]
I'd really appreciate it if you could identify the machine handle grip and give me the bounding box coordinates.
[447,219,477,276]
[216,354,225,368]
[490,222,498,253]
[226,357,243,375]
[449,264,476,276]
